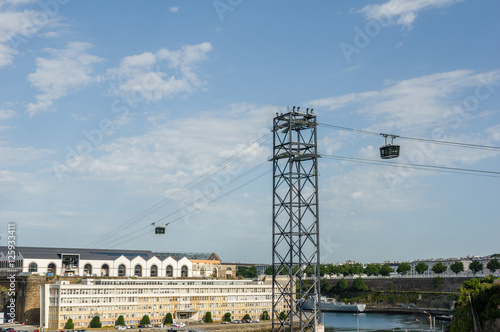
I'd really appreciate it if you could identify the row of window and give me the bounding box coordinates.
[28,263,191,277]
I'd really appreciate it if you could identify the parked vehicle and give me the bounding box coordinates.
[170,323,185,328]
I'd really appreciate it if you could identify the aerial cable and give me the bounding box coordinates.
[319,123,500,151]
[108,168,271,249]
[322,154,500,178]
[86,131,271,248]
[101,160,269,248]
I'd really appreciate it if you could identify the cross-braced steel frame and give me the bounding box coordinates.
[271,108,321,332]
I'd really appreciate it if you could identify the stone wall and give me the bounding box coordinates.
[359,276,471,293]
[0,275,81,325]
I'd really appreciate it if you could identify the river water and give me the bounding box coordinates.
[322,312,450,331]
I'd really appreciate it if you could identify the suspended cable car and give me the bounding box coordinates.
[152,222,169,235]
[380,134,400,159]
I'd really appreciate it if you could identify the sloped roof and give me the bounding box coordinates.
[0,246,220,262]
[153,251,219,261]
[0,246,153,260]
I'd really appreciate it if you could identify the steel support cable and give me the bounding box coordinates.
[90,133,272,248]
[322,154,500,177]
[108,168,272,249]
[318,123,500,151]
[150,159,269,225]
[86,132,272,248]
[96,160,269,249]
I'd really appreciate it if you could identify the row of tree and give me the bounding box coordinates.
[65,310,274,329]
[206,311,271,323]
[397,259,500,276]
[65,313,174,329]
[260,258,500,277]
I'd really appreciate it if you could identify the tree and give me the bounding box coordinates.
[261,311,270,321]
[320,278,331,295]
[116,315,125,326]
[335,278,349,294]
[204,312,213,323]
[432,262,447,274]
[415,262,429,275]
[469,260,483,274]
[380,263,394,276]
[487,258,500,274]
[350,277,369,292]
[64,318,74,329]
[397,262,411,275]
[237,266,258,278]
[450,261,464,275]
[223,312,231,322]
[164,313,173,325]
[265,265,289,275]
[140,315,150,325]
[242,314,251,320]
[279,311,287,320]
[90,316,102,328]
[364,264,381,276]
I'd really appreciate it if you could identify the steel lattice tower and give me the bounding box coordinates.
[271,107,322,332]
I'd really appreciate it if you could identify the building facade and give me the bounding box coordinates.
[0,247,236,278]
[40,277,285,329]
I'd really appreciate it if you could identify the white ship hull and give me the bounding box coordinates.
[302,298,366,313]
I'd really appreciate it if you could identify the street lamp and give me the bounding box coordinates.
[423,311,432,331]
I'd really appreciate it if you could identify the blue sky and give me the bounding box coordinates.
[1,0,499,264]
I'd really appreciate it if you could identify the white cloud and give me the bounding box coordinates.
[0,8,39,68]
[359,0,464,29]
[309,70,500,132]
[107,42,212,101]
[0,109,17,120]
[26,42,103,116]
[169,7,179,13]
[57,103,276,190]
[0,142,53,166]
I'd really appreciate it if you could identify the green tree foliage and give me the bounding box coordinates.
[335,278,349,295]
[164,313,173,325]
[415,262,429,274]
[304,265,315,277]
[450,261,464,275]
[242,314,251,320]
[487,258,500,274]
[380,263,394,276]
[364,264,381,276]
[223,312,231,322]
[350,277,369,292]
[265,265,289,275]
[237,266,257,278]
[469,260,484,274]
[279,312,287,320]
[450,278,500,332]
[261,311,270,321]
[90,316,102,328]
[64,318,74,329]
[140,315,150,325]
[319,264,328,277]
[115,315,125,326]
[432,262,447,274]
[204,312,213,323]
[320,278,331,294]
[396,262,411,275]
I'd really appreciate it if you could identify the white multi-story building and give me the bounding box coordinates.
[40,277,287,329]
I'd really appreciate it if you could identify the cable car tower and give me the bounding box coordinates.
[271,107,322,332]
